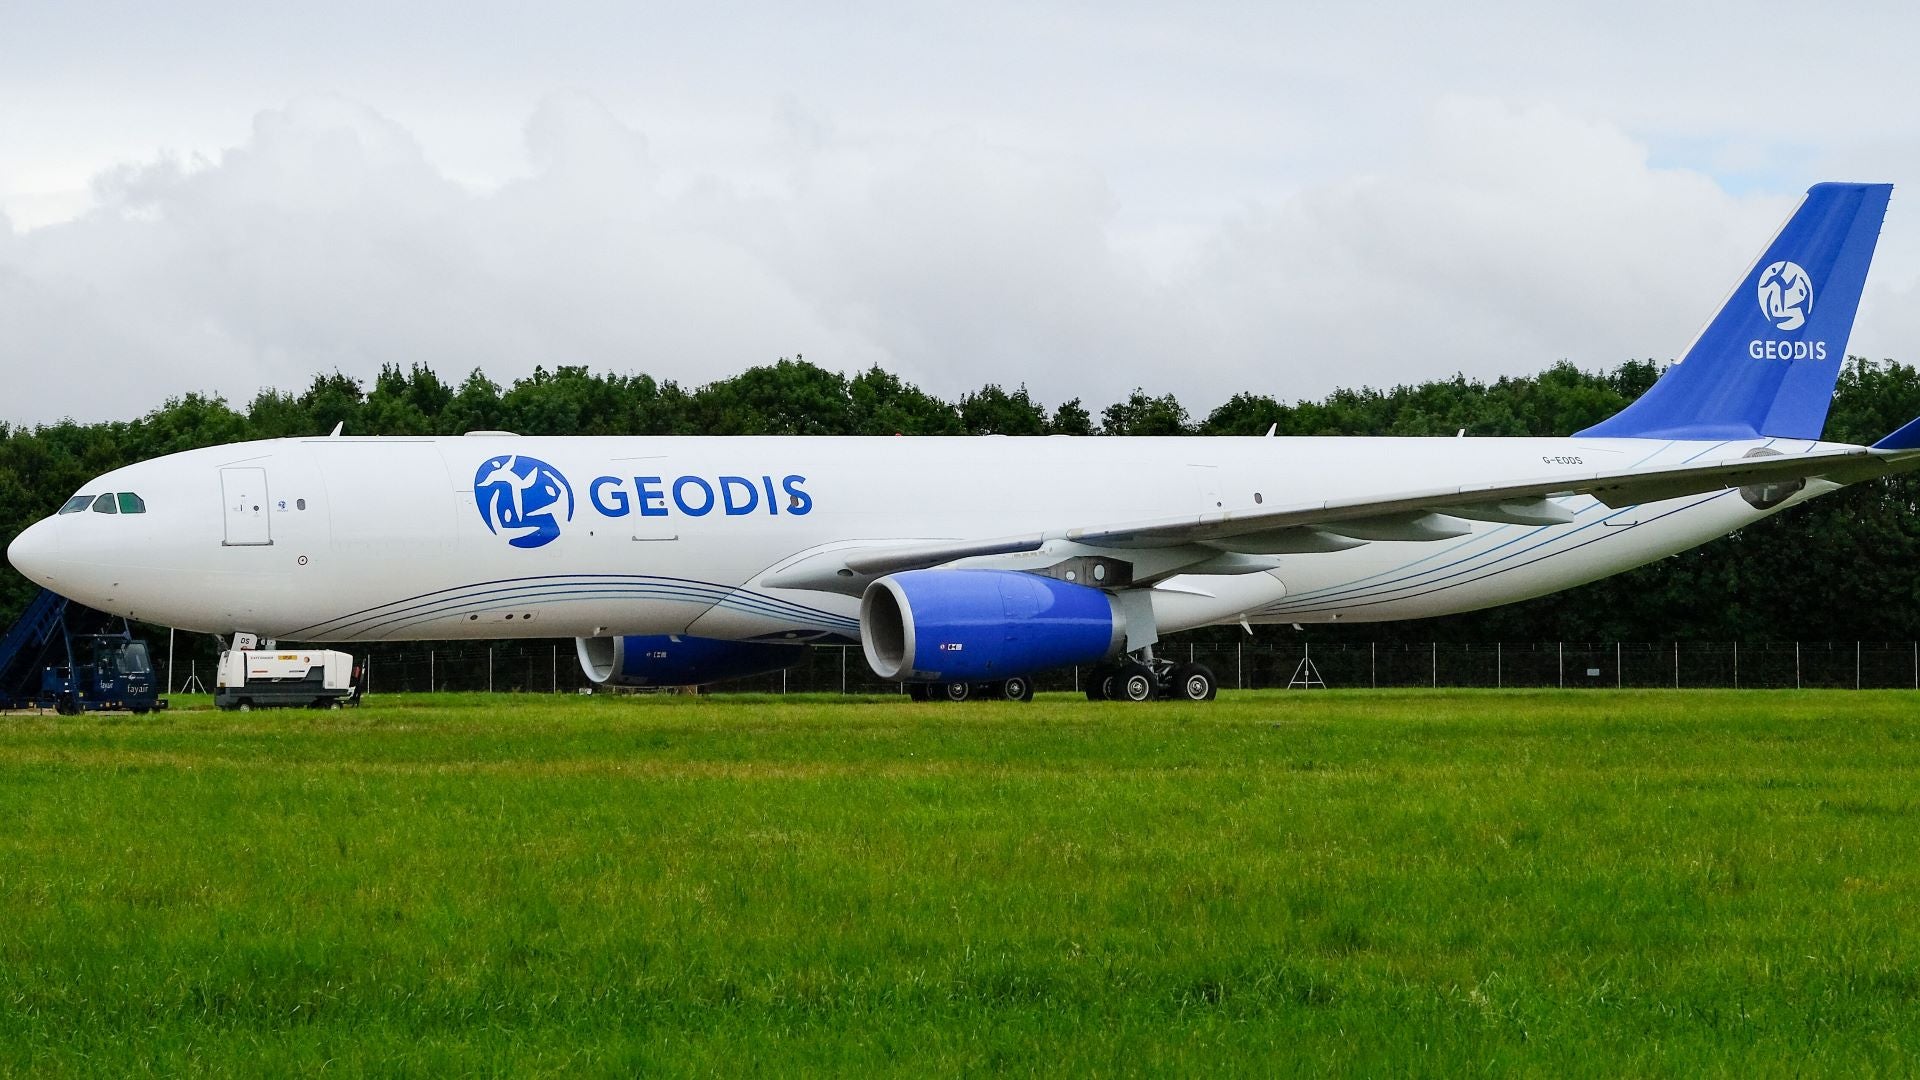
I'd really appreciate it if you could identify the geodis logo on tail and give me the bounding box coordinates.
[1758,260,1814,331]
[1749,260,1826,360]
[475,455,575,549]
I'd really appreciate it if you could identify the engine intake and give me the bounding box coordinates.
[577,634,805,688]
[860,569,1125,681]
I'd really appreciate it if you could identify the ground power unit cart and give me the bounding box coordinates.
[215,649,361,710]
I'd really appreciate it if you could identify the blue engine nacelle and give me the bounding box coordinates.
[860,569,1125,682]
[576,634,807,688]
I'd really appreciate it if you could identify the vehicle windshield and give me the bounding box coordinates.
[59,496,92,514]
[117,492,147,514]
[115,642,152,675]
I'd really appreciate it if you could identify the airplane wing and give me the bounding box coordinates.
[1067,445,1920,549]
[763,446,1920,594]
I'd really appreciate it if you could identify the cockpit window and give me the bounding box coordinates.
[91,493,119,515]
[59,496,92,514]
[117,492,147,514]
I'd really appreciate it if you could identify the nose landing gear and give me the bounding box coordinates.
[910,675,1037,702]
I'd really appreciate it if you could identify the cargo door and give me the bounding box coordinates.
[221,467,272,546]
[316,441,456,554]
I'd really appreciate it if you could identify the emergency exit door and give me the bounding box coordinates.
[221,467,272,546]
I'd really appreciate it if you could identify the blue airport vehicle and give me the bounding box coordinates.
[39,630,166,715]
[0,588,167,714]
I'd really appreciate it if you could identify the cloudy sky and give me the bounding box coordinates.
[4,1,1918,425]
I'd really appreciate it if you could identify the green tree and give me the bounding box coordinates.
[689,357,854,435]
[1101,390,1190,435]
[960,384,1047,435]
[123,394,249,459]
[1047,398,1094,436]
[442,369,505,434]
[298,372,366,436]
[848,368,962,435]
[9,355,1920,645]
[360,363,455,435]
[1201,393,1283,435]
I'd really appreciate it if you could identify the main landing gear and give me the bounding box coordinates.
[906,655,1219,703]
[1084,651,1217,702]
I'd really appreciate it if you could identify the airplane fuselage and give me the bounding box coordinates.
[9,433,1822,644]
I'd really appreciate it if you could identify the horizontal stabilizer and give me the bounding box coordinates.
[1873,414,1920,451]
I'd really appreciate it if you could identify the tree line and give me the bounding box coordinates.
[4,356,1919,643]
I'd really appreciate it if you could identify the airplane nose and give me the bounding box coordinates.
[7,518,60,589]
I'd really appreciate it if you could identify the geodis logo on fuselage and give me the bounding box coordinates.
[1749,259,1827,361]
[474,454,811,549]
[476,455,575,549]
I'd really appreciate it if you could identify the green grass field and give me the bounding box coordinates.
[3,690,1919,1076]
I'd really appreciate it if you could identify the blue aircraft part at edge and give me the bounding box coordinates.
[887,569,1116,682]
[1873,413,1920,450]
[606,635,806,687]
[1577,182,1892,442]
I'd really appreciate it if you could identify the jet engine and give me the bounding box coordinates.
[576,634,806,688]
[860,569,1125,681]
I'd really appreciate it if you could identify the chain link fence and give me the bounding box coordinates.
[177,639,1920,696]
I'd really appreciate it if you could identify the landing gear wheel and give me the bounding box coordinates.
[1170,663,1218,702]
[998,676,1035,702]
[1084,664,1114,701]
[938,681,974,703]
[908,683,930,702]
[1116,662,1158,703]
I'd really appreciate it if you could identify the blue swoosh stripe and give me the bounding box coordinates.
[295,578,739,637]
[1272,441,1759,610]
[287,574,858,639]
[367,586,737,636]
[1262,490,1730,616]
[307,574,858,632]
[1270,499,1611,609]
[1260,502,1635,614]
[364,585,860,637]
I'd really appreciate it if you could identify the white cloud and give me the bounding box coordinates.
[0,87,1914,427]
[1178,101,1789,395]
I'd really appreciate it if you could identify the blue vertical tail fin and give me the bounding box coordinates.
[1577,182,1892,441]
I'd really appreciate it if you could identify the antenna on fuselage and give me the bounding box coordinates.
[329,422,344,437]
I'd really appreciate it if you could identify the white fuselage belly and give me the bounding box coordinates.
[26,434,1815,642]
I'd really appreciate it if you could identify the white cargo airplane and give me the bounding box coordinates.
[9,182,1917,701]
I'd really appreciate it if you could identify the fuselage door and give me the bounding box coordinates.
[221,467,273,546]
[1189,464,1223,512]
